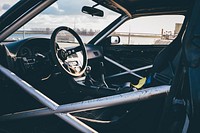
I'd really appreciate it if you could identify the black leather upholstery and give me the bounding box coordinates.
[151,38,181,74]
[150,14,188,85]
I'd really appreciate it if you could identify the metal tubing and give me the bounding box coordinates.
[0,85,170,121]
[106,65,153,79]
[0,65,97,133]
[104,56,143,78]
[56,113,97,133]
[110,0,132,18]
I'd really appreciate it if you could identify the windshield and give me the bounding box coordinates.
[3,0,119,44]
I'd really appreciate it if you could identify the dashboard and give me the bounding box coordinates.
[5,38,52,79]
[5,38,103,80]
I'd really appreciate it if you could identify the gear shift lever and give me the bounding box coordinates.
[85,66,92,74]
[85,66,95,86]
[84,63,108,88]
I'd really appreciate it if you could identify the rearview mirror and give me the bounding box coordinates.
[82,6,104,17]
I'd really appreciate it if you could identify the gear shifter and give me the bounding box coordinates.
[84,63,108,88]
[84,66,96,86]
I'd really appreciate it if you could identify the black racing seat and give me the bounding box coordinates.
[145,15,188,87]
[146,37,182,87]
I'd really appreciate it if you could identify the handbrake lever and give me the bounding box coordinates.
[99,62,108,88]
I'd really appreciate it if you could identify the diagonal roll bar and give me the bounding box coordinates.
[0,65,170,132]
[0,65,97,133]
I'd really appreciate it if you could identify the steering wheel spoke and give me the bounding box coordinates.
[65,46,82,56]
[63,62,76,73]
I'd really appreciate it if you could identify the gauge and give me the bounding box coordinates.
[19,47,32,57]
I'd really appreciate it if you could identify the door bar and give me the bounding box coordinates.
[106,64,153,79]
[104,56,143,78]
[0,65,97,133]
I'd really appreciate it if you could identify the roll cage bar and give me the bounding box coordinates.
[0,64,170,132]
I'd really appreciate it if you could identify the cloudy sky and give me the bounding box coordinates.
[1,0,184,34]
[0,0,119,31]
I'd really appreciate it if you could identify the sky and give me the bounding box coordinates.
[1,0,184,34]
[0,0,120,31]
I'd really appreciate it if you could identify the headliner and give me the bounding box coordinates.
[93,0,193,16]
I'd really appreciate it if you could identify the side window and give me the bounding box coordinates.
[112,15,184,45]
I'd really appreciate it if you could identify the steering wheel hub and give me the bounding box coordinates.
[57,49,68,61]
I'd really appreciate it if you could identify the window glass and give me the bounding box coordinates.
[112,15,184,45]
[5,0,119,44]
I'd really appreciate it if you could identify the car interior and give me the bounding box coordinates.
[0,0,197,133]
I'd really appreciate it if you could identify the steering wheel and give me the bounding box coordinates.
[50,26,88,77]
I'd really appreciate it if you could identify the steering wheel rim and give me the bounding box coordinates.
[50,26,88,77]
